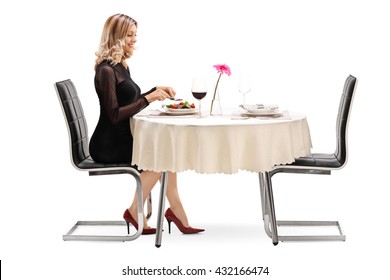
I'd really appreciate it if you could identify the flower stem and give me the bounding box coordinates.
[213,73,222,100]
[210,73,222,114]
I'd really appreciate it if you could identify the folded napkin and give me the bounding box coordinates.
[240,104,279,111]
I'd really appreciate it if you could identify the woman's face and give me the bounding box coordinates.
[124,24,137,55]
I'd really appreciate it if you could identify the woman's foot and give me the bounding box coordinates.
[165,208,204,234]
[123,209,156,235]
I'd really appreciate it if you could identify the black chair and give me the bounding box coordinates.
[55,79,151,241]
[259,75,357,245]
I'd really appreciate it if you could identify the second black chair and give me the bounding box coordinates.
[259,75,357,245]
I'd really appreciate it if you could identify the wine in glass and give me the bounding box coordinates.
[191,77,207,117]
[238,74,252,105]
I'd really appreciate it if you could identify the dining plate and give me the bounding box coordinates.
[246,108,278,114]
[161,108,198,115]
[241,110,283,117]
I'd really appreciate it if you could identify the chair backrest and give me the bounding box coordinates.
[335,75,357,166]
[55,79,90,168]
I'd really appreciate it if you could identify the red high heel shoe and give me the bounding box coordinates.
[165,208,204,234]
[123,209,156,235]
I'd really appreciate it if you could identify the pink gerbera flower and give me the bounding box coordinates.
[213,64,232,76]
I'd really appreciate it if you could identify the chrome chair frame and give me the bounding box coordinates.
[259,75,357,245]
[55,79,149,241]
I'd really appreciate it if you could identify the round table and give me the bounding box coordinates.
[131,111,312,174]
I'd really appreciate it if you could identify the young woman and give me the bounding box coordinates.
[89,13,203,235]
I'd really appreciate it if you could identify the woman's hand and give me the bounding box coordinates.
[145,86,176,103]
[157,86,176,98]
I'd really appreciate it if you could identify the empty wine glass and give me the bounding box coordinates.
[238,74,251,105]
[191,76,207,118]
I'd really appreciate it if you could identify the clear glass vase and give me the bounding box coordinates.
[210,88,222,116]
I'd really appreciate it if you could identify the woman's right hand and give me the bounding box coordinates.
[145,87,173,103]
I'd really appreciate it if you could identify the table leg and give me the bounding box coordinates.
[264,171,279,245]
[155,171,168,248]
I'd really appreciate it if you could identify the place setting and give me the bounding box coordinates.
[239,104,284,117]
[139,76,207,118]
[157,75,210,118]
[224,74,287,120]
[228,104,288,120]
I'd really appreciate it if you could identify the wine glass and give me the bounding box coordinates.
[191,76,207,117]
[238,74,252,105]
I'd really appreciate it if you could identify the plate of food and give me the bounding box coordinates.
[162,101,197,115]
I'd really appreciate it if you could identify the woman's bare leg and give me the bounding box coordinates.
[165,172,190,227]
[128,170,160,228]
[128,171,191,228]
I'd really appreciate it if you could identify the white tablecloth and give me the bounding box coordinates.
[131,111,312,174]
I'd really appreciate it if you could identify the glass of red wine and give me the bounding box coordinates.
[191,76,207,118]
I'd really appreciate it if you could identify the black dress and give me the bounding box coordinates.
[89,60,155,164]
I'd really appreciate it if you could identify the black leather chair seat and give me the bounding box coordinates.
[291,153,343,168]
[76,157,133,169]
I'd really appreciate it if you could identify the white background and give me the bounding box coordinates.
[1,0,389,279]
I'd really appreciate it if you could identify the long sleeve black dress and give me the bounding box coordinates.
[89,60,155,164]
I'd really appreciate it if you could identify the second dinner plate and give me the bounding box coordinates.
[241,110,282,117]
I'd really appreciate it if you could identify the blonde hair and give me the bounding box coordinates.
[94,14,137,70]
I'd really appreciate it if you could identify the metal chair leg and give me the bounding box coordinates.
[63,168,143,241]
[264,171,279,245]
[260,172,275,241]
[258,172,266,220]
[261,169,346,243]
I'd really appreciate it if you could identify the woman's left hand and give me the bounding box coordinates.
[157,86,176,98]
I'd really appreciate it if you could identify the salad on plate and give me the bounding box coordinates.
[162,100,197,115]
